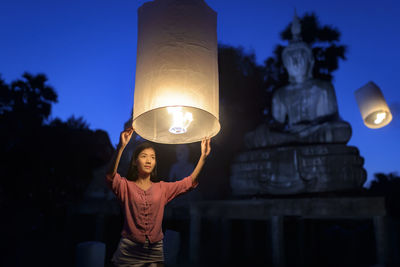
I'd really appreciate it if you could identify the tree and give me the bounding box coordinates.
[1,72,57,123]
[263,13,347,121]
[200,45,266,198]
[368,172,400,218]
[369,172,400,194]
[0,76,11,114]
[218,45,266,142]
[0,73,58,154]
[0,73,113,250]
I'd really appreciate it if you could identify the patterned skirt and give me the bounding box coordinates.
[112,237,164,267]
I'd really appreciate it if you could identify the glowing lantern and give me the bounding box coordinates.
[354,81,392,129]
[132,0,220,144]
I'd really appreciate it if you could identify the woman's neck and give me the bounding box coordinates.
[136,175,151,184]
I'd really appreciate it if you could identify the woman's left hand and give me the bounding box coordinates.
[191,138,211,185]
[201,138,211,158]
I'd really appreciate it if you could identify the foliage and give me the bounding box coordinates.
[369,172,400,194]
[200,45,266,198]
[0,73,113,238]
[218,45,266,140]
[368,172,400,217]
[0,72,57,123]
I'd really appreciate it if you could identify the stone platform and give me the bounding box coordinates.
[230,144,366,195]
[188,197,387,266]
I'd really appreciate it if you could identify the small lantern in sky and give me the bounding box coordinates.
[132,0,220,144]
[354,81,392,129]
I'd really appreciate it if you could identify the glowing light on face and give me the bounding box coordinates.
[374,112,387,125]
[136,148,156,176]
[167,107,193,134]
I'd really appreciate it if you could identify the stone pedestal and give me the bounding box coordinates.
[230,144,366,195]
[188,197,387,266]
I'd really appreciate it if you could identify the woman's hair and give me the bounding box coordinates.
[126,142,158,182]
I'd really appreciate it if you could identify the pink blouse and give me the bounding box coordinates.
[106,173,197,244]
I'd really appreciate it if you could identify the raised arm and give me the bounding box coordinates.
[191,138,211,185]
[106,127,134,178]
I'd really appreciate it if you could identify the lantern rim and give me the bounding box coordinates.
[363,109,393,129]
[132,105,220,144]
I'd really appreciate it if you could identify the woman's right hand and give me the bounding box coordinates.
[119,127,134,148]
[107,127,134,177]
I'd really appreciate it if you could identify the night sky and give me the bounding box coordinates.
[1,0,399,186]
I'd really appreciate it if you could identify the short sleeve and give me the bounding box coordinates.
[105,172,127,201]
[162,176,197,203]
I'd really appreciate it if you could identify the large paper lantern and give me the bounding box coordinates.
[354,81,392,129]
[132,0,220,144]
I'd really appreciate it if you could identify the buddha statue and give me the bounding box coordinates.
[245,14,351,148]
[231,13,366,195]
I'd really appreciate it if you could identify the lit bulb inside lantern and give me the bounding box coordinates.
[374,112,387,125]
[167,107,193,134]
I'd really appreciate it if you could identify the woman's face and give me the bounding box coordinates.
[136,148,156,177]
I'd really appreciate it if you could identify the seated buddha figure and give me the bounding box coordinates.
[245,15,351,148]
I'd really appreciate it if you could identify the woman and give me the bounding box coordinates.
[106,127,211,267]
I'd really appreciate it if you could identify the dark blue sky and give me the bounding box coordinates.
[1,0,399,186]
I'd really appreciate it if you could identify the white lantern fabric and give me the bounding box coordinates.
[354,81,392,129]
[132,0,220,144]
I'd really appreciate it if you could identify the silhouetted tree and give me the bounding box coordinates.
[200,45,266,198]
[370,172,400,193]
[0,73,113,258]
[0,73,58,158]
[369,172,400,217]
[263,13,347,121]
[0,76,12,114]
[218,45,266,138]
[1,72,57,124]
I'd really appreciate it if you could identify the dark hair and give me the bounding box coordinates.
[126,142,158,182]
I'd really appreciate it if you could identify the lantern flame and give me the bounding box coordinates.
[355,81,393,129]
[374,112,387,125]
[167,107,193,134]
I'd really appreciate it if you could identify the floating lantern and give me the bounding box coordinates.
[132,0,220,144]
[354,81,392,129]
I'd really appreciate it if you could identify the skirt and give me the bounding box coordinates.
[112,237,164,267]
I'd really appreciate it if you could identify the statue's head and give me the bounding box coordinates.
[282,12,314,83]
